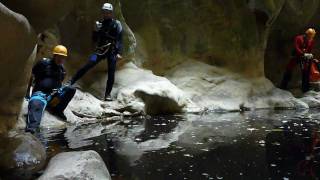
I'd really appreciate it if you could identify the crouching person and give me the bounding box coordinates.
[25,45,76,133]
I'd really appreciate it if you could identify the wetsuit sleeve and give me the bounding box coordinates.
[294,36,304,56]
[115,21,123,55]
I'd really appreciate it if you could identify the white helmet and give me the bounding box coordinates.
[102,3,113,11]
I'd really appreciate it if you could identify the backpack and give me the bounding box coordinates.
[309,61,320,82]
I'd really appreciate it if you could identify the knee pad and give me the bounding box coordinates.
[29,99,46,111]
[89,54,98,62]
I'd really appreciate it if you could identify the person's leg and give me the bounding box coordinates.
[302,61,311,92]
[105,53,117,99]
[280,58,297,90]
[70,54,103,85]
[26,92,47,133]
[50,86,76,112]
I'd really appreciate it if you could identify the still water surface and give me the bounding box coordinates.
[43,109,320,180]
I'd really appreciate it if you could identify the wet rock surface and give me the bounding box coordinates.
[38,150,111,180]
[0,132,46,179]
[299,91,320,108]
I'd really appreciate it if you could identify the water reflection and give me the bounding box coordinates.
[134,115,181,142]
[32,110,320,179]
[266,119,320,179]
[42,128,68,157]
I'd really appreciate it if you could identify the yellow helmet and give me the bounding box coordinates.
[306,28,316,36]
[53,45,68,57]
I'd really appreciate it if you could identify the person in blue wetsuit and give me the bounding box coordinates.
[69,2,123,101]
[25,45,76,133]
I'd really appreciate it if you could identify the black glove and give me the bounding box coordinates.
[25,94,30,100]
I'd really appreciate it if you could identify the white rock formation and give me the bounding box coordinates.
[38,150,111,180]
[167,60,308,111]
[92,62,190,114]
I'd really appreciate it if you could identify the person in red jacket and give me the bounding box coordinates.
[280,28,316,92]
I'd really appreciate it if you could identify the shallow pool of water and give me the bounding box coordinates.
[39,109,320,179]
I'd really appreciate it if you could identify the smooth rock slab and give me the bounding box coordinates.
[167,60,308,111]
[38,150,111,180]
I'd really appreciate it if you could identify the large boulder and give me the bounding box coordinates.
[68,90,120,119]
[167,60,308,111]
[0,132,46,179]
[38,150,111,180]
[0,3,36,134]
[91,62,189,115]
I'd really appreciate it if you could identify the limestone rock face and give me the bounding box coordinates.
[121,0,287,76]
[38,150,111,180]
[0,3,36,134]
[1,0,74,32]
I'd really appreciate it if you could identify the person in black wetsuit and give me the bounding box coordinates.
[25,45,76,133]
[69,2,123,101]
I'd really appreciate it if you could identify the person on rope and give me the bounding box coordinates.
[69,2,123,101]
[25,45,76,134]
[280,28,316,92]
